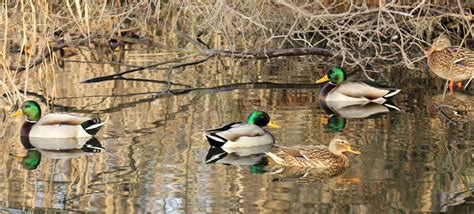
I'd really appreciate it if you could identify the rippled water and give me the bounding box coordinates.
[1,54,473,213]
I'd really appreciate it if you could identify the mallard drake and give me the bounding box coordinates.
[427,34,473,94]
[205,111,280,148]
[316,66,401,104]
[11,100,105,138]
[265,135,360,169]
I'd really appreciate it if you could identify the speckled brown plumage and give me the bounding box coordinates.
[427,35,474,82]
[429,92,474,125]
[269,145,349,168]
[267,165,346,183]
[265,136,360,171]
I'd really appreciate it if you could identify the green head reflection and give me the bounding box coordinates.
[22,150,41,170]
[326,115,346,132]
[250,158,268,174]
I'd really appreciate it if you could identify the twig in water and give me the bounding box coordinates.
[81,57,193,83]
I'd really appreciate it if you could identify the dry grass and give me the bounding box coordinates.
[0,0,473,106]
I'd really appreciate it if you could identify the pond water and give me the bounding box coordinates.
[1,52,473,213]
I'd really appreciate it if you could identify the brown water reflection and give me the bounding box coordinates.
[1,56,473,213]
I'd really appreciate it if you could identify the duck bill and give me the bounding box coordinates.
[316,75,330,84]
[347,148,361,155]
[320,117,329,125]
[11,110,24,117]
[10,154,25,161]
[267,120,281,128]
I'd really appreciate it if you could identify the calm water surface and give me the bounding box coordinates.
[0,55,473,213]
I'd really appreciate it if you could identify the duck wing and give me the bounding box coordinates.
[449,47,474,68]
[267,145,334,168]
[331,82,400,100]
[276,146,312,160]
[36,113,91,126]
[205,123,267,147]
[205,122,243,134]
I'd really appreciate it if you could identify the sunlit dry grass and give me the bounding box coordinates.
[1,0,472,106]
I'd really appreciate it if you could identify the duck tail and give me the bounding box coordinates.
[205,133,227,147]
[81,118,105,135]
[382,99,401,112]
[383,89,401,99]
[265,152,285,165]
[205,147,228,164]
[81,137,105,153]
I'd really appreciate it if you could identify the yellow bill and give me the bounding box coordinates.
[267,120,281,128]
[11,110,23,117]
[347,147,361,155]
[10,154,24,161]
[315,75,330,84]
[320,117,329,125]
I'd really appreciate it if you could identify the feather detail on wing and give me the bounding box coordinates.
[36,113,91,126]
[330,82,399,100]
[449,47,474,68]
[205,122,243,134]
[268,145,345,168]
[212,124,267,142]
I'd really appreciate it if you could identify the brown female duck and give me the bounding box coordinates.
[265,136,360,169]
[427,34,474,94]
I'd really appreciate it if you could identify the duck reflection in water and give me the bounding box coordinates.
[205,144,272,166]
[429,92,473,126]
[205,135,361,185]
[17,137,104,170]
[319,101,401,134]
[319,99,401,132]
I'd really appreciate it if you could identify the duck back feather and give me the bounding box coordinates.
[205,123,273,148]
[28,113,105,138]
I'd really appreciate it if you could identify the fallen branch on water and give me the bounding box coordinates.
[81,42,342,84]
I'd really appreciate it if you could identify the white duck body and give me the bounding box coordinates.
[23,113,105,138]
[205,123,275,148]
[324,82,401,105]
[28,137,93,150]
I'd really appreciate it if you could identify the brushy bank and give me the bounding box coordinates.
[1,1,472,106]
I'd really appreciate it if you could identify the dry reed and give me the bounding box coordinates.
[0,1,472,106]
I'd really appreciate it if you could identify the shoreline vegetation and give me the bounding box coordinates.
[1,1,472,106]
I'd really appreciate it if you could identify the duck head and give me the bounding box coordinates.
[22,150,41,170]
[328,136,360,156]
[429,34,452,53]
[246,111,281,128]
[324,115,346,132]
[316,66,347,85]
[11,100,42,122]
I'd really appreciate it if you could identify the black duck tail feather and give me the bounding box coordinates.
[383,89,401,99]
[81,118,105,135]
[205,147,228,164]
[205,134,228,147]
[81,137,104,153]
[382,99,401,112]
[205,122,241,134]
